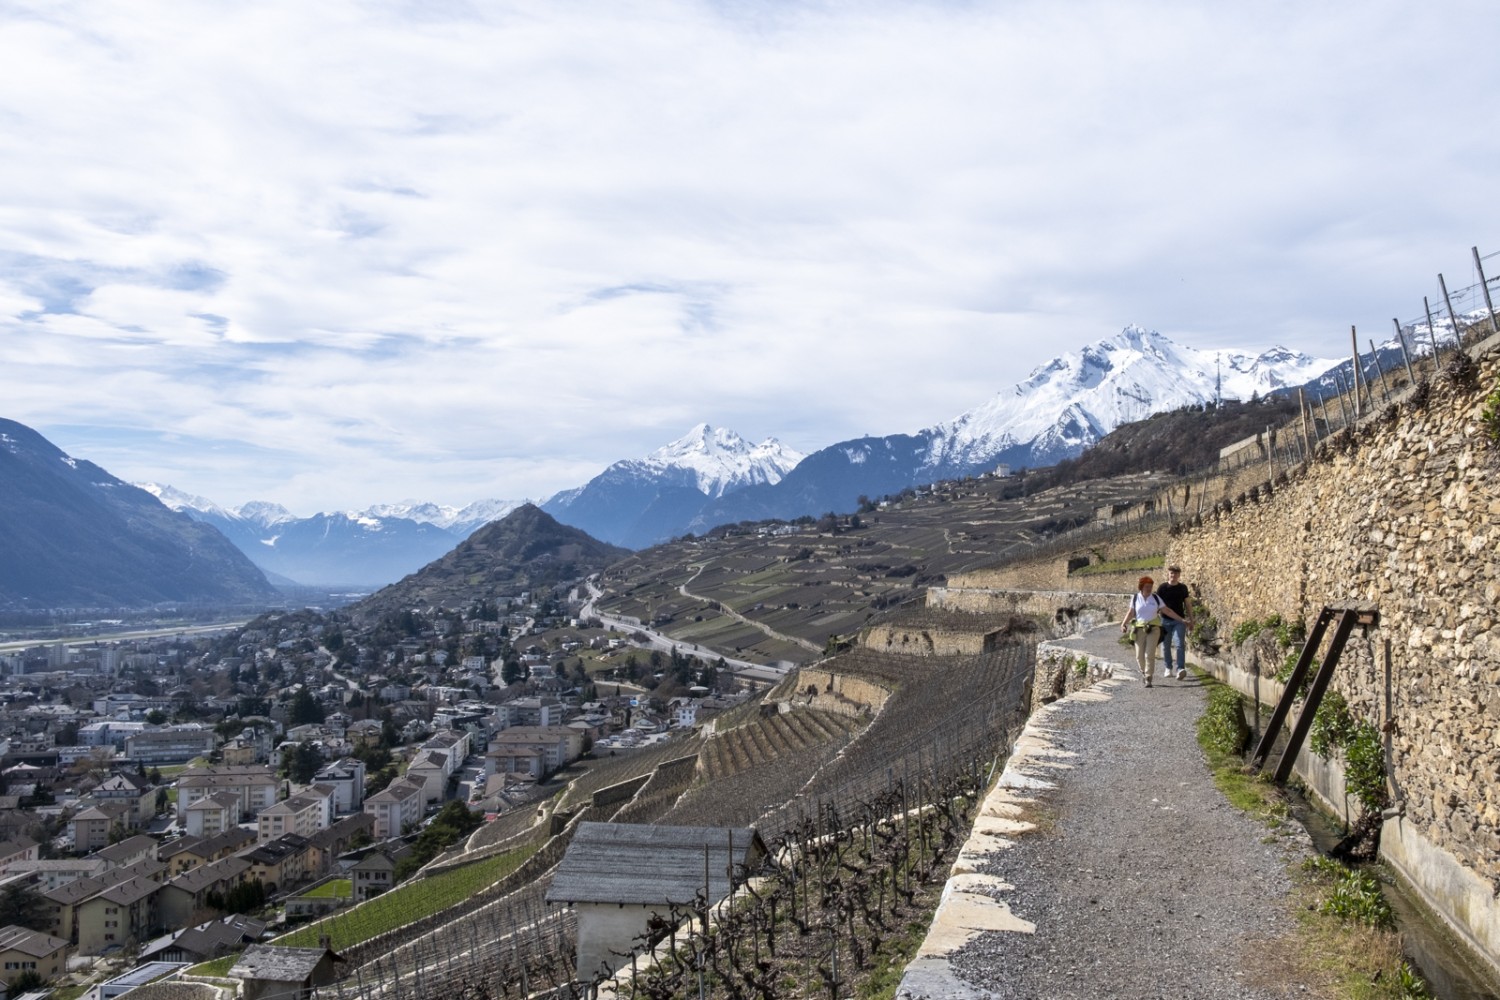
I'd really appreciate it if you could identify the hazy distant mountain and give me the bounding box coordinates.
[142,486,524,588]
[541,423,804,548]
[0,419,278,609]
[354,503,629,618]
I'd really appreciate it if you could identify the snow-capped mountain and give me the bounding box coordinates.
[540,424,804,548]
[921,325,1337,472]
[362,498,525,537]
[677,325,1340,536]
[140,485,526,587]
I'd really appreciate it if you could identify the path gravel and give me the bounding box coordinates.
[902,624,1317,1000]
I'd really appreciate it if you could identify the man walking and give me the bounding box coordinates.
[1156,566,1192,680]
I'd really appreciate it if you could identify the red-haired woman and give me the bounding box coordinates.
[1120,575,1185,687]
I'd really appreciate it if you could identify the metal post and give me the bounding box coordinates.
[1439,272,1465,355]
[1333,371,1353,429]
[1393,318,1416,387]
[1424,296,1441,362]
[1369,339,1391,402]
[1473,246,1498,334]
[1298,388,1312,457]
[1349,325,1363,417]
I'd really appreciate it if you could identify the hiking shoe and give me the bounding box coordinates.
[1176,669,1187,680]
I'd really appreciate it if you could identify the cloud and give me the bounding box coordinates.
[1,0,1497,512]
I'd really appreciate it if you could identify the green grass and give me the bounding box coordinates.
[1069,554,1164,577]
[185,953,240,978]
[302,878,352,898]
[273,844,535,951]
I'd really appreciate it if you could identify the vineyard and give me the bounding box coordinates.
[276,844,535,951]
[269,640,1037,999]
[698,708,862,783]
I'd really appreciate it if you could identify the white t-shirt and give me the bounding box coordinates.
[1130,593,1166,623]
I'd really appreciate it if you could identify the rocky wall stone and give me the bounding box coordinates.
[1167,345,1500,893]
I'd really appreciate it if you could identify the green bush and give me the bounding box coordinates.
[1343,721,1389,813]
[1480,386,1500,445]
[1308,690,1354,759]
[1197,684,1249,757]
[1321,867,1394,928]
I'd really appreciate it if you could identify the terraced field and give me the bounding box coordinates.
[698,707,860,781]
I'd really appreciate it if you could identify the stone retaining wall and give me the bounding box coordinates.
[1165,338,1500,975]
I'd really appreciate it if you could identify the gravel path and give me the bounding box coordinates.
[900,625,1315,1000]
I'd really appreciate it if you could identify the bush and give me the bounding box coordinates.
[1308,690,1354,759]
[1197,684,1249,757]
[1343,721,1389,813]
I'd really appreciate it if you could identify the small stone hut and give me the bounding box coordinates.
[546,822,767,981]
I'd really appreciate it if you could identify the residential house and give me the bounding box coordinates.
[312,758,366,814]
[159,829,256,878]
[184,791,243,838]
[362,777,425,840]
[238,834,311,895]
[176,765,279,821]
[345,720,383,749]
[484,745,546,781]
[0,837,38,867]
[91,771,156,827]
[95,835,158,870]
[156,856,252,927]
[69,802,131,854]
[402,750,452,807]
[138,914,264,965]
[0,858,107,892]
[304,814,374,879]
[0,924,71,989]
[75,873,161,953]
[488,726,583,773]
[349,851,395,902]
[256,790,331,844]
[504,697,565,728]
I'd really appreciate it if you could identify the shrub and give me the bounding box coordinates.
[1308,690,1354,759]
[1481,386,1500,445]
[1197,684,1249,757]
[1343,721,1389,813]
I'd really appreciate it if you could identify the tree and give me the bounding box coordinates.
[283,742,323,785]
[0,883,48,931]
[145,709,167,725]
[289,687,325,726]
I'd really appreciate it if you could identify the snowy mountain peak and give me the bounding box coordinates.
[640,424,805,497]
[924,325,1337,472]
[137,482,234,519]
[234,500,297,527]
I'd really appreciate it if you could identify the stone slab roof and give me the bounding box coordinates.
[545,822,765,907]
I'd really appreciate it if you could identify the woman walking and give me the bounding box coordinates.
[1120,576,1185,687]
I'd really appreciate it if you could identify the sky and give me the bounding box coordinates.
[3,1,1498,515]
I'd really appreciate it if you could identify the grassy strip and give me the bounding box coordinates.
[301,878,352,898]
[1193,672,1430,999]
[275,845,535,951]
[1069,554,1163,577]
[185,953,239,978]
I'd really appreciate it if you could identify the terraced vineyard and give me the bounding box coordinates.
[698,707,860,782]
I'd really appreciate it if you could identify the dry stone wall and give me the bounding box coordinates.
[1165,340,1500,967]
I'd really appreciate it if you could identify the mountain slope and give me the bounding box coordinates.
[541,423,803,548]
[354,504,629,617]
[0,419,279,608]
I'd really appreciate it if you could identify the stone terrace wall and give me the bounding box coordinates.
[1166,339,1500,971]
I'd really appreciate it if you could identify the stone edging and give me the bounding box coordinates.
[896,648,1126,999]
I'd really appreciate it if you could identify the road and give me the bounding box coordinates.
[580,578,791,683]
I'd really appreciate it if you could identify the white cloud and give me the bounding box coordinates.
[1,0,1497,512]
